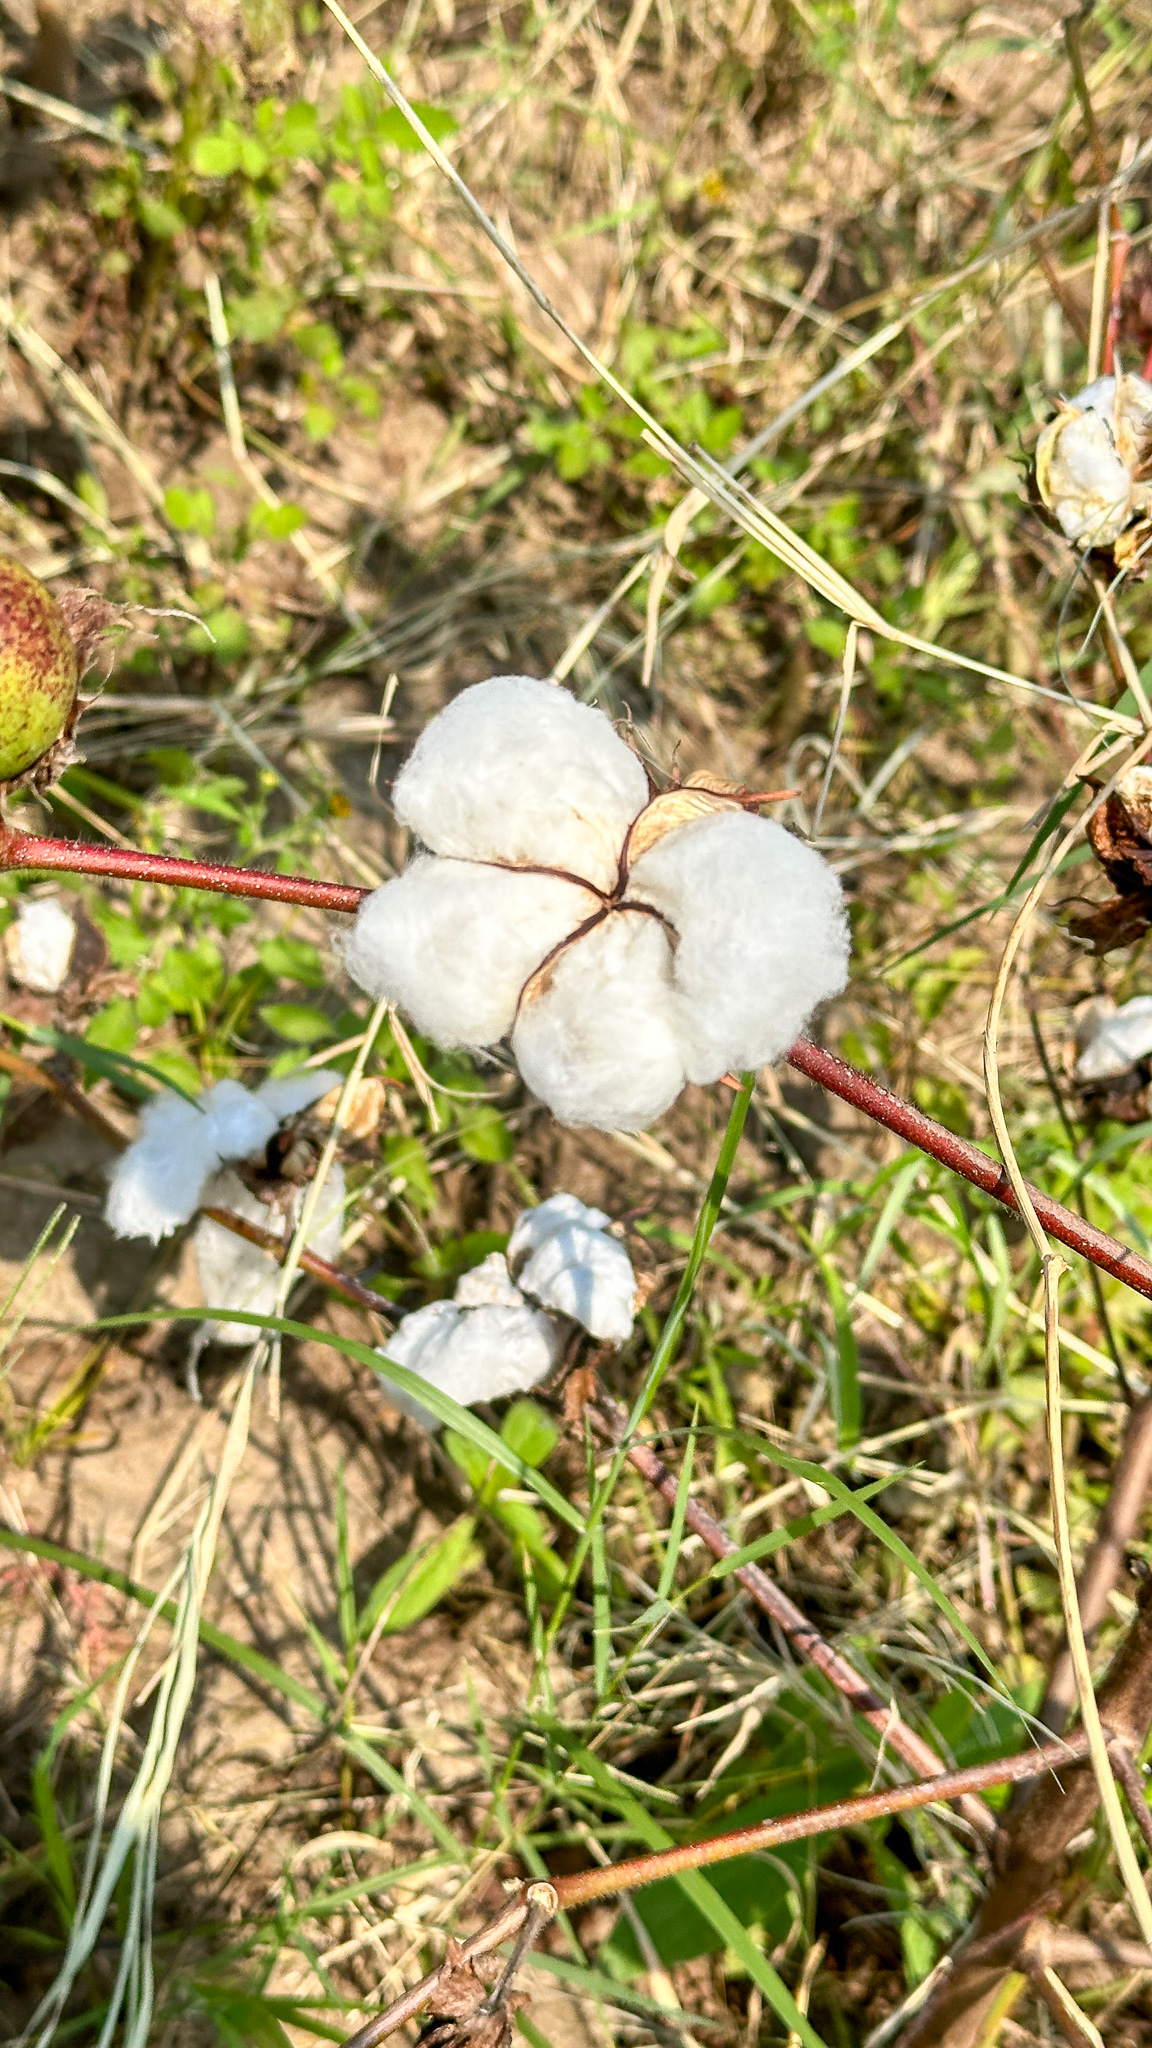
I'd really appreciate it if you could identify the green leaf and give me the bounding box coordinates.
[501,1399,560,1469]
[84,997,138,1054]
[249,500,307,539]
[137,194,184,239]
[383,1131,436,1211]
[193,131,243,177]
[227,287,295,344]
[164,485,216,537]
[457,1101,513,1162]
[294,320,344,375]
[366,1516,482,1635]
[259,1002,336,1045]
[257,936,325,986]
[149,938,225,1014]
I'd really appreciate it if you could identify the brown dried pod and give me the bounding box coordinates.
[1064,767,1152,953]
[417,1942,526,2048]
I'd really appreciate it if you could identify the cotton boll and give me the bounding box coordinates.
[392,674,650,892]
[507,1192,611,1263]
[453,1251,524,1307]
[1033,376,1152,548]
[513,909,685,1130]
[1075,996,1152,1082]
[343,853,595,1048]
[375,1296,562,1428]
[516,1224,636,1344]
[256,1067,343,1123]
[629,810,850,1081]
[201,1079,280,1163]
[3,896,75,992]
[193,1161,347,1345]
[105,1092,224,1241]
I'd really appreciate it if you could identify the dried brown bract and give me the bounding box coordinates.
[417,1942,526,2048]
[1064,767,1152,952]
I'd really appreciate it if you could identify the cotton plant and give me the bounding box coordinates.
[1034,372,1152,552]
[343,674,849,1133]
[105,1067,342,1243]
[376,1193,639,1427]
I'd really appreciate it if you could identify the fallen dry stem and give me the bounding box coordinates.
[589,1400,995,1839]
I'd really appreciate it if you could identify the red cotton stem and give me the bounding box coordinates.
[5,823,1152,1307]
[0,822,365,915]
[786,1038,1152,1304]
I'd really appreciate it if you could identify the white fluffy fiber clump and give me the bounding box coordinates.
[1038,373,1152,547]
[344,674,849,1133]
[377,1257,561,1429]
[629,809,850,1081]
[393,673,650,892]
[1075,997,1152,1082]
[105,1068,342,1243]
[342,854,594,1049]
[508,1192,636,1343]
[193,1161,346,1345]
[3,896,76,993]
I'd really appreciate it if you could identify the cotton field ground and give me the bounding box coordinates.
[3,5,1152,2048]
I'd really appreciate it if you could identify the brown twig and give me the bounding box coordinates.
[1038,1401,1152,1736]
[0,1038,130,1148]
[589,1400,996,1839]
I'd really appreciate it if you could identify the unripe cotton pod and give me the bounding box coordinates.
[0,558,80,784]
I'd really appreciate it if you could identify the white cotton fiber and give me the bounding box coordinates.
[4,896,76,993]
[193,1161,346,1345]
[375,1294,562,1428]
[1075,996,1152,1082]
[105,1091,225,1242]
[200,1079,280,1163]
[392,675,651,892]
[509,1196,636,1344]
[1044,409,1132,544]
[453,1251,524,1307]
[342,854,595,1048]
[513,909,685,1130]
[256,1067,343,1123]
[629,810,850,1081]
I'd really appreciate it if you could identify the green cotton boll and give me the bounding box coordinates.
[0,559,80,783]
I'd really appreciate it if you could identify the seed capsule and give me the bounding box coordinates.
[0,558,80,784]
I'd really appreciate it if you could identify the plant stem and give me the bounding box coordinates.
[786,1037,1152,1304]
[7,826,1152,1305]
[0,821,363,913]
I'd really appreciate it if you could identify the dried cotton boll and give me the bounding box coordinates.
[343,854,596,1049]
[193,1161,346,1345]
[513,910,685,1130]
[3,895,76,992]
[1074,996,1152,1082]
[376,1294,562,1429]
[509,1195,637,1344]
[392,675,650,892]
[630,811,850,1080]
[1035,374,1152,548]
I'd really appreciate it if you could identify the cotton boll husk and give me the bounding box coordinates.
[256,1067,343,1123]
[392,674,650,891]
[629,810,850,1081]
[105,1092,225,1241]
[376,1297,562,1428]
[4,896,75,992]
[517,1225,636,1343]
[342,854,595,1048]
[513,909,685,1130]
[1075,996,1152,1082]
[200,1079,280,1163]
[194,1162,347,1345]
[507,1192,611,1263]
[453,1251,524,1307]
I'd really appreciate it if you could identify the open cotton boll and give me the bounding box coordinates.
[376,1295,562,1428]
[1041,409,1133,545]
[105,1092,226,1242]
[199,1079,280,1162]
[516,1223,636,1344]
[1075,996,1152,1082]
[514,909,685,1130]
[630,810,850,1081]
[392,675,650,892]
[507,1191,611,1261]
[256,1067,343,1123]
[453,1251,525,1307]
[192,1161,347,1345]
[343,854,595,1049]
[3,895,75,992]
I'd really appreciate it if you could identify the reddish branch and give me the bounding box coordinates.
[6,826,1152,1304]
[590,1400,995,1838]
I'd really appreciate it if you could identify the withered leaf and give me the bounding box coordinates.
[1063,771,1152,953]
